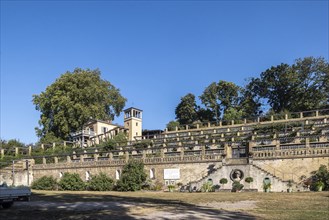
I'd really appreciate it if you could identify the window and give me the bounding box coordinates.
[150,168,155,179]
[116,170,121,180]
[102,127,108,134]
[86,171,91,181]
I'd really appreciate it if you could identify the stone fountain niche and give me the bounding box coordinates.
[230,169,244,182]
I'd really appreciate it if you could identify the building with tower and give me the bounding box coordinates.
[70,107,143,146]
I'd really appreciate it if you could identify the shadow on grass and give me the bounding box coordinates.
[0,191,257,220]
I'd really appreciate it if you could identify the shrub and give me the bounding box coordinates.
[219,178,228,185]
[201,181,213,192]
[31,176,57,190]
[232,181,244,192]
[115,160,147,191]
[245,177,254,183]
[58,173,85,191]
[87,173,114,191]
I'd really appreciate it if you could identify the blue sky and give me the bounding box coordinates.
[1,0,328,144]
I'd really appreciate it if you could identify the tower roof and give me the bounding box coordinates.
[123,107,143,112]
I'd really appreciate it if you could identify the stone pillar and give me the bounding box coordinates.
[231,120,234,125]
[208,122,211,127]
[276,139,280,150]
[185,125,189,130]
[15,147,19,157]
[109,152,113,160]
[224,143,231,159]
[271,115,274,122]
[285,114,288,120]
[42,157,46,164]
[66,156,71,163]
[300,112,303,118]
[125,151,129,162]
[94,150,99,161]
[142,150,146,159]
[160,148,165,158]
[201,145,205,160]
[315,111,319,117]
[41,144,44,150]
[28,146,32,156]
[219,121,222,126]
[54,157,58,164]
[257,117,260,123]
[72,151,77,160]
[197,124,200,129]
[180,148,184,159]
[80,154,84,162]
[244,118,247,124]
[175,126,178,131]
[63,141,66,147]
[53,142,56,150]
[0,149,4,159]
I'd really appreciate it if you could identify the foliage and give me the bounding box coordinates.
[31,176,58,190]
[219,178,228,185]
[201,181,213,192]
[249,57,328,113]
[245,177,254,183]
[58,172,86,191]
[87,173,114,191]
[232,181,244,192]
[175,93,199,124]
[33,68,127,140]
[167,185,175,192]
[98,132,128,151]
[310,165,329,191]
[0,139,25,148]
[263,182,272,191]
[166,120,180,131]
[115,160,147,191]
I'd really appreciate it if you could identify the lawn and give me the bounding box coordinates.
[1,190,328,220]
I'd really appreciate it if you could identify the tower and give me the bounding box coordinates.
[124,107,143,141]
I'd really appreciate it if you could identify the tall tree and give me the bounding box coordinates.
[33,68,126,140]
[200,80,240,122]
[290,57,329,111]
[254,57,328,113]
[175,93,198,124]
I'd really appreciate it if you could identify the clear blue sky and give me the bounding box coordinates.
[1,0,328,144]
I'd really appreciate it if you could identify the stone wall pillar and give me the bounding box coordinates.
[94,150,99,161]
[109,152,113,160]
[15,147,19,157]
[53,142,56,150]
[0,149,4,159]
[224,143,231,159]
[180,147,184,159]
[42,157,46,164]
[28,146,32,156]
[125,151,129,162]
[66,156,71,163]
[201,145,205,160]
[54,157,58,164]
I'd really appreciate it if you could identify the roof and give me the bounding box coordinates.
[123,107,143,112]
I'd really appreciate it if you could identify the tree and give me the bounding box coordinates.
[253,57,328,113]
[290,57,329,111]
[175,93,198,124]
[115,160,147,191]
[200,80,240,122]
[166,120,180,131]
[33,68,126,140]
[200,82,221,123]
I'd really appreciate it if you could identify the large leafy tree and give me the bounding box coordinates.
[175,93,198,124]
[251,57,328,113]
[200,80,240,122]
[33,68,126,140]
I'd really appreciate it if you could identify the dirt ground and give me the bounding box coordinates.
[0,191,328,220]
